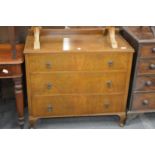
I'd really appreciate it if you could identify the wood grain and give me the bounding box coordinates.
[122,27,155,114]
[135,75,155,92]
[140,44,155,58]
[24,29,133,53]
[138,59,155,75]
[0,64,22,78]
[32,94,124,117]
[0,44,24,64]
[24,28,134,127]
[30,72,126,94]
[132,93,155,111]
[0,43,24,128]
[28,53,129,72]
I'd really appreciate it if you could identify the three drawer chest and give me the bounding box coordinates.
[122,27,155,114]
[24,28,134,127]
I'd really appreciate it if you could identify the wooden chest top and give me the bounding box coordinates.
[24,29,134,53]
[123,27,155,43]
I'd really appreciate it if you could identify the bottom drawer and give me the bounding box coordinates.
[132,93,155,111]
[31,94,125,117]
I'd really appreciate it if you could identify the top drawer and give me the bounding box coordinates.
[140,44,155,58]
[26,52,130,72]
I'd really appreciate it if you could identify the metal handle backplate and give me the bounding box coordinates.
[104,102,110,108]
[46,62,52,69]
[47,83,52,90]
[47,104,53,112]
[106,80,112,88]
[108,60,113,67]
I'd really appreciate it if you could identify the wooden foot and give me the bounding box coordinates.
[118,113,126,127]
[13,77,24,128]
[29,117,38,129]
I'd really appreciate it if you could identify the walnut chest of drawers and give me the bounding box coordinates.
[122,27,155,114]
[24,28,134,127]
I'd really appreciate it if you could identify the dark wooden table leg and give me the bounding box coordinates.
[13,77,24,128]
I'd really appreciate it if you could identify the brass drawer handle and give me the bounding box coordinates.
[47,83,52,90]
[45,62,52,69]
[47,104,53,112]
[106,80,112,88]
[145,80,152,86]
[108,60,113,67]
[149,64,155,69]
[142,100,149,106]
[104,102,110,108]
[152,48,155,53]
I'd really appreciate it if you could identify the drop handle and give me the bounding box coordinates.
[149,64,155,69]
[142,100,149,106]
[108,60,113,67]
[47,83,52,90]
[104,102,110,108]
[152,48,155,53]
[106,80,112,88]
[47,104,53,112]
[45,62,52,69]
[145,80,152,86]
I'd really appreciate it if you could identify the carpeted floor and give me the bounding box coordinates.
[0,99,155,129]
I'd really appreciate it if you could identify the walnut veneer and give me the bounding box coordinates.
[24,28,134,128]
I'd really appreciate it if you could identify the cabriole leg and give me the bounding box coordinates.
[119,113,126,127]
[29,117,38,129]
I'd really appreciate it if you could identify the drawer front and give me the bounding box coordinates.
[135,76,155,92]
[132,93,155,111]
[28,53,129,72]
[138,59,155,75]
[140,44,155,58]
[0,65,22,77]
[31,94,124,117]
[30,72,126,94]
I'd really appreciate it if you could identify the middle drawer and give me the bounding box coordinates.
[30,72,126,94]
[135,75,155,92]
[138,59,155,75]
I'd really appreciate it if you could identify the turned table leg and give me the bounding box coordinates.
[13,77,24,128]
